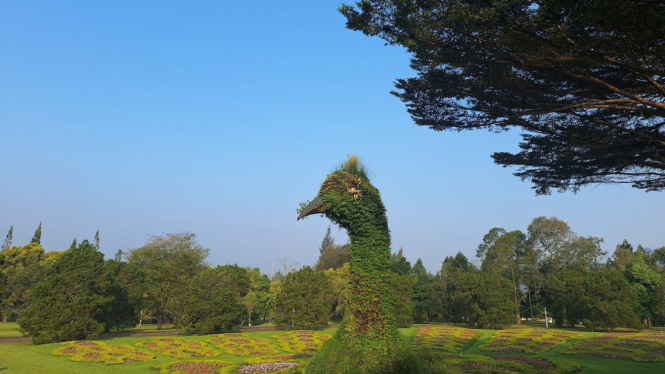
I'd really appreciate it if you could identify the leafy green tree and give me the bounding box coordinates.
[325,263,350,320]
[340,0,665,194]
[18,240,115,344]
[179,265,249,334]
[127,232,209,329]
[275,266,333,329]
[478,229,526,324]
[390,273,414,327]
[242,268,271,326]
[103,259,145,330]
[2,226,12,250]
[545,267,587,327]
[390,248,411,276]
[314,243,350,271]
[471,264,514,329]
[439,252,476,324]
[625,251,662,327]
[30,222,42,245]
[583,268,641,331]
[410,258,434,323]
[0,243,46,321]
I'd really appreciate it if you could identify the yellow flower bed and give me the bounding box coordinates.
[207,333,279,356]
[480,328,582,354]
[272,330,330,354]
[136,337,220,359]
[412,326,481,353]
[52,340,155,365]
[562,333,665,362]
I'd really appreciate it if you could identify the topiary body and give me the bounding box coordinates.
[298,156,421,374]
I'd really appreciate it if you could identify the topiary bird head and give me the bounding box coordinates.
[298,155,389,241]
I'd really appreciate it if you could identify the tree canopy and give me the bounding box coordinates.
[340,0,665,194]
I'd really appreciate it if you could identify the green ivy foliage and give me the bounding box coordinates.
[302,156,422,373]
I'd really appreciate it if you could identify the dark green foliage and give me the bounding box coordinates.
[275,266,332,329]
[299,156,422,373]
[94,230,100,250]
[411,258,435,323]
[2,226,12,250]
[319,225,334,254]
[439,252,477,324]
[314,243,350,271]
[0,243,46,321]
[472,265,514,329]
[179,265,249,334]
[390,248,411,275]
[103,260,144,331]
[127,232,209,329]
[390,272,414,327]
[18,240,115,344]
[340,0,665,194]
[625,251,661,326]
[30,222,41,244]
[584,268,641,331]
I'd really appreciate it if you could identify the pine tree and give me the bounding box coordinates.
[319,225,334,254]
[70,238,77,250]
[2,226,13,250]
[94,230,100,250]
[30,222,42,245]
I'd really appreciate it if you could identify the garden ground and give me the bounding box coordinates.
[0,323,663,373]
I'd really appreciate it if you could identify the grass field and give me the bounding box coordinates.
[0,323,664,373]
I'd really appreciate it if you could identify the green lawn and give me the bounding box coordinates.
[0,322,22,337]
[0,325,664,373]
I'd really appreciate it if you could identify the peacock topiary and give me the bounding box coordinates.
[297,155,422,374]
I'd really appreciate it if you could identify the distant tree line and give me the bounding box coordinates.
[1,219,664,344]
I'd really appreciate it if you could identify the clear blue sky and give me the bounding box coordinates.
[1,1,663,274]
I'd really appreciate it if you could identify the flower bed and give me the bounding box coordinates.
[435,354,580,374]
[137,337,220,359]
[52,340,155,365]
[562,333,665,362]
[207,333,279,356]
[412,326,481,353]
[151,360,235,374]
[236,362,298,373]
[479,328,581,354]
[272,331,330,354]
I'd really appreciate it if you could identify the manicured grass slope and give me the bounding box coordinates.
[0,326,664,373]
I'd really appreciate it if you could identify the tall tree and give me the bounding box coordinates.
[18,240,116,344]
[2,226,12,250]
[319,225,335,254]
[390,248,411,276]
[625,251,662,327]
[340,0,665,194]
[30,222,42,245]
[410,258,434,323]
[478,230,527,324]
[314,243,350,271]
[275,266,333,329]
[179,265,249,334]
[94,230,100,251]
[0,243,46,321]
[127,232,209,329]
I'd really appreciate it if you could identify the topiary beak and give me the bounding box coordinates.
[297,195,326,220]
